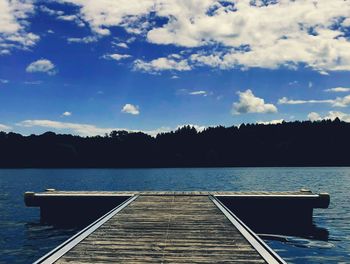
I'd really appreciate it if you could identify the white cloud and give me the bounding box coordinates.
[0,123,11,131]
[59,0,350,73]
[57,14,77,21]
[57,14,84,27]
[114,42,128,48]
[307,112,322,121]
[144,126,171,137]
[0,0,39,54]
[324,87,350,93]
[40,5,84,27]
[26,59,57,75]
[232,89,277,114]
[278,95,350,107]
[0,79,9,84]
[308,111,350,122]
[39,6,64,16]
[332,95,350,107]
[189,90,207,96]
[343,18,350,27]
[67,36,98,43]
[16,119,172,137]
[121,103,140,115]
[18,119,118,137]
[278,97,334,105]
[258,119,284,125]
[103,53,131,61]
[62,111,72,117]
[134,56,191,73]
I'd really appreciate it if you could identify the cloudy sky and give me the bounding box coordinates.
[1,0,350,136]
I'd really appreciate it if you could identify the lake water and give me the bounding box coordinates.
[0,167,349,263]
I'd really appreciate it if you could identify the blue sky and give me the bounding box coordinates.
[1,0,350,136]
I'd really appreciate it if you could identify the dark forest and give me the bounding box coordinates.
[0,119,348,168]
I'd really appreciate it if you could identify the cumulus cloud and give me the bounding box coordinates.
[0,123,11,131]
[257,119,284,125]
[278,95,350,107]
[324,87,350,93]
[308,111,350,122]
[0,79,9,84]
[0,0,39,54]
[62,111,72,117]
[121,103,140,115]
[307,112,322,121]
[332,96,350,107]
[103,53,131,61]
[134,56,191,73]
[57,0,350,73]
[26,59,57,75]
[232,89,277,114]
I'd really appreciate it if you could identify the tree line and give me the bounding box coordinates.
[0,118,348,168]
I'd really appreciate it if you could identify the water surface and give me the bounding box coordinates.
[0,167,349,263]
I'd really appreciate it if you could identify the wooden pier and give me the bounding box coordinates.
[25,190,330,264]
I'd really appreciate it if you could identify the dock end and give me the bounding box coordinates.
[24,192,35,207]
[318,192,330,208]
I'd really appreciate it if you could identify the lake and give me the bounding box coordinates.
[0,167,349,263]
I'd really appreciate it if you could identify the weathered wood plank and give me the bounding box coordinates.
[55,195,267,264]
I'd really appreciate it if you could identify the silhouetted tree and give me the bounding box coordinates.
[0,119,349,167]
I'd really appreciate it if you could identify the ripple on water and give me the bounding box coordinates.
[0,167,350,264]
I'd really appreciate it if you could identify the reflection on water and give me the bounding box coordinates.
[260,234,335,249]
[0,167,350,263]
[1,222,77,264]
[257,223,330,241]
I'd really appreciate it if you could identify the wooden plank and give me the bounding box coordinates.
[33,195,138,264]
[53,195,275,264]
[210,196,286,264]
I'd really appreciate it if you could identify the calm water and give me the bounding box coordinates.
[0,167,349,263]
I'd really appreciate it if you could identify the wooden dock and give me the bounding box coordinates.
[25,190,330,263]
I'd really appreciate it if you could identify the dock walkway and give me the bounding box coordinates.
[26,190,330,263]
[34,194,286,264]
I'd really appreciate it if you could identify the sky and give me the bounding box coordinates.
[1,0,350,136]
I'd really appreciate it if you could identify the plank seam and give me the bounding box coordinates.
[161,194,175,263]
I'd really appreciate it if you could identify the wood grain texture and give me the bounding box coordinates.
[55,195,266,264]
